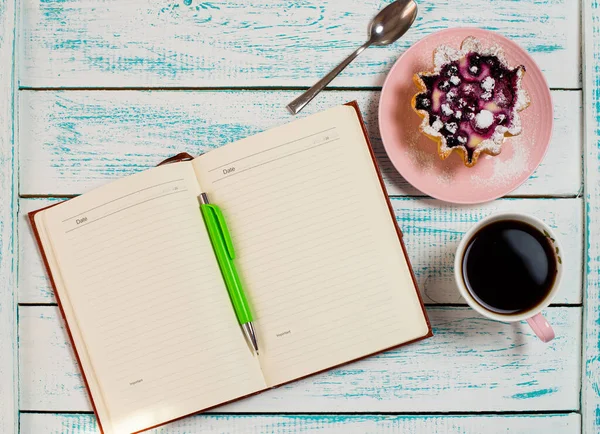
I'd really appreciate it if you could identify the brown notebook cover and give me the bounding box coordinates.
[29,101,432,434]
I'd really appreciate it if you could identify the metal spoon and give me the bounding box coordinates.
[286,0,418,115]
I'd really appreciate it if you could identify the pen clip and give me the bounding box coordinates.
[209,205,235,260]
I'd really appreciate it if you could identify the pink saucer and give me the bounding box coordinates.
[379,28,553,204]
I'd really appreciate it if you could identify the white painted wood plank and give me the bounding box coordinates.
[0,0,17,428]
[19,305,581,413]
[17,197,582,305]
[582,0,600,432]
[20,0,580,89]
[19,90,582,197]
[19,413,581,434]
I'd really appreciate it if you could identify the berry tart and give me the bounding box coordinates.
[411,37,530,167]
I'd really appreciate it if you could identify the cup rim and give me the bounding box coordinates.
[454,212,564,322]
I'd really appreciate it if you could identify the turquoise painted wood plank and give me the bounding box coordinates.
[0,0,18,428]
[19,90,582,197]
[19,413,582,434]
[19,305,581,412]
[582,1,600,432]
[17,197,583,305]
[20,0,580,88]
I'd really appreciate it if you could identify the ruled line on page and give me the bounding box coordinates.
[207,127,337,172]
[61,178,185,222]
[212,138,339,182]
[72,210,197,254]
[211,142,341,194]
[65,189,188,233]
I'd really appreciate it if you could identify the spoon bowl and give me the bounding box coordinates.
[287,0,419,115]
[368,0,418,46]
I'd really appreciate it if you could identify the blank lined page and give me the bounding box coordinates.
[34,213,116,433]
[193,105,430,387]
[40,163,265,434]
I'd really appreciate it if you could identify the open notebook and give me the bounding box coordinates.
[30,102,432,434]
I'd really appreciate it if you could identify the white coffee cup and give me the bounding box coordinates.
[454,212,563,343]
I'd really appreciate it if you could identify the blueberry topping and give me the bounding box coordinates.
[485,56,498,69]
[468,54,481,72]
[446,135,460,148]
[439,80,451,92]
[469,54,481,65]
[462,84,476,96]
[415,46,524,153]
[415,95,431,110]
[420,75,437,90]
[446,65,459,77]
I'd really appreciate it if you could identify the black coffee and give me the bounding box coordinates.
[462,220,557,315]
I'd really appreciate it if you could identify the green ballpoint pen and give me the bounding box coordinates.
[198,192,259,355]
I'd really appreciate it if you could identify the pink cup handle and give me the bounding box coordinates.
[526,313,555,343]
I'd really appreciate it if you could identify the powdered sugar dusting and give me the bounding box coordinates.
[481,76,495,91]
[470,138,531,187]
[475,110,494,129]
[441,103,454,116]
[404,132,455,185]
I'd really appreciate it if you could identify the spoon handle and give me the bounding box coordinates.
[287,42,371,115]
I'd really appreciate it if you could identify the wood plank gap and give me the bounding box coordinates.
[18,410,580,416]
[17,302,583,308]
[18,86,381,92]
[19,194,582,200]
[578,0,587,430]
[18,86,582,92]
[20,194,76,199]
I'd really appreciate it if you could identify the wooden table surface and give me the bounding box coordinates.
[1,0,599,432]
